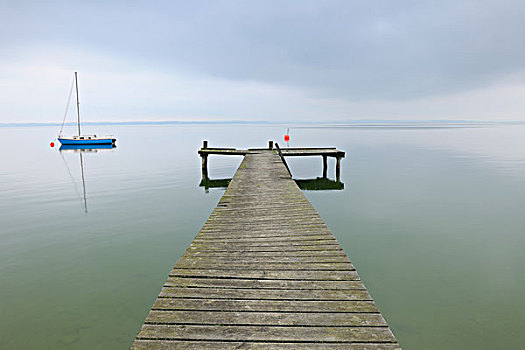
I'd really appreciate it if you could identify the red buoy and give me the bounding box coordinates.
[284,134,290,142]
[50,142,55,147]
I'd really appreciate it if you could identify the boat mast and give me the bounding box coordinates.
[75,72,81,136]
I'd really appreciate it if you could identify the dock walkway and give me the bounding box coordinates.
[132,150,399,349]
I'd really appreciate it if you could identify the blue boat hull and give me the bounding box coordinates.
[58,138,115,145]
[59,144,116,151]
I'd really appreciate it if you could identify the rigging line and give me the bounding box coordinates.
[59,76,75,136]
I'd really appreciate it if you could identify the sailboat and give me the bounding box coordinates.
[58,72,116,146]
[59,135,116,213]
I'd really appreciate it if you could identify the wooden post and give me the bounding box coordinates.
[322,155,327,178]
[268,140,273,150]
[336,156,341,182]
[201,155,208,180]
[201,141,209,179]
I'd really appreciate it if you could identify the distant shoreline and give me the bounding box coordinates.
[1,120,524,128]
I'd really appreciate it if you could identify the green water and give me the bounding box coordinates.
[1,124,524,349]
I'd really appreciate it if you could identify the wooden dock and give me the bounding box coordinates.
[132,146,399,349]
[199,141,346,182]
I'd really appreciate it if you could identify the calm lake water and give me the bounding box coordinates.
[1,124,524,349]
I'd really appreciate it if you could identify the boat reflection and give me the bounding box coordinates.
[58,144,116,212]
[59,144,117,152]
[200,176,343,192]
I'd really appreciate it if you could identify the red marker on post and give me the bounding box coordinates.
[284,128,290,142]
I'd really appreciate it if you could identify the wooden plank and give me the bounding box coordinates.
[170,269,360,280]
[136,325,395,342]
[196,231,334,238]
[205,219,327,223]
[193,236,337,242]
[159,287,371,300]
[209,204,316,211]
[152,298,379,313]
[208,207,322,213]
[164,277,365,290]
[176,256,351,264]
[132,340,401,349]
[189,240,339,248]
[145,310,387,326]
[174,261,354,271]
[186,245,344,253]
[203,219,326,224]
[183,250,348,258]
[198,149,249,156]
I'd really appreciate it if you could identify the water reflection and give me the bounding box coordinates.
[200,176,343,192]
[59,144,117,152]
[294,177,344,190]
[199,178,231,191]
[58,144,117,212]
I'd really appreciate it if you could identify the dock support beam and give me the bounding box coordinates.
[322,155,327,178]
[268,140,273,150]
[336,156,341,182]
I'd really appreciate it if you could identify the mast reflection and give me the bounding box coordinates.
[58,144,117,212]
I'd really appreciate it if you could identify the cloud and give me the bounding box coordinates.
[1,0,525,122]
[0,49,340,122]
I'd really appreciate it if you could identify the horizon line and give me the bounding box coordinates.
[2,119,525,128]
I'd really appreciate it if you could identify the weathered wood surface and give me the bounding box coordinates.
[132,151,399,349]
[133,342,400,350]
[280,148,345,158]
[198,147,345,158]
[198,148,249,156]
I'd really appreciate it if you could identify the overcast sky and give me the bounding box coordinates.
[1,0,524,123]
